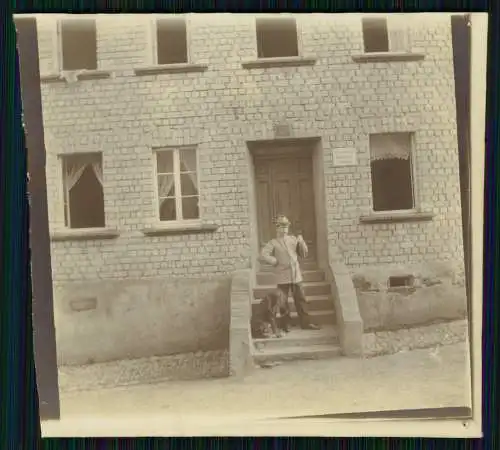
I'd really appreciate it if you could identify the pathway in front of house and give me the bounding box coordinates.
[43,342,471,437]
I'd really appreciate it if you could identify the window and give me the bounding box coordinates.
[369,133,414,212]
[156,17,188,65]
[362,17,389,53]
[60,18,98,71]
[256,17,299,58]
[61,153,105,229]
[155,147,199,222]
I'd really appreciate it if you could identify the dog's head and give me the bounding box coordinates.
[260,322,273,337]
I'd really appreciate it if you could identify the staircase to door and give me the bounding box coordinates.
[251,146,340,365]
[251,262,341,365]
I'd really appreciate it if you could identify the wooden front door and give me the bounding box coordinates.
[254,153,317,264]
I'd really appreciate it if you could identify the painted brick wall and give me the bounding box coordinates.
[34,13,464,286]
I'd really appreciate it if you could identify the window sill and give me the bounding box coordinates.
[359,211,434,224]
[242,56,317,70]
[351,52,426,63]
[142,222,219,236]
[40,73,64,83]
[40,70,112,83]
[133,63,209,76]
[50,228,120,242]
[76,70,112,81]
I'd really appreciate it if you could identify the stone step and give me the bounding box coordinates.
[252,344,342,364]
[289,310,336,327]
[253,281,331,299]
[251,294,334,313]
[256,269,325,286]
[253,326,339,351]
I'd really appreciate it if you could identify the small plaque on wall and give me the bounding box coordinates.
[332,147,357,167]
[273,123,291,138]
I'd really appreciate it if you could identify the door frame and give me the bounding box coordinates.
[247,137,328,272]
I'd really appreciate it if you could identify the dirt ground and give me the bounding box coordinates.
[42,341,472,437]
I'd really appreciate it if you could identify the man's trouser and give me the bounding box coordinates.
[277,283,311,328]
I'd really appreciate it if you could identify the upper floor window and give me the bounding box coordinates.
[256,17,299,58]
[362,17,389,53]
[155,17,188,65]
[361,16,412,54]
[155,147,199,222]
[59,18,98,71]
[369,133,415,212]
[61,153,105,229]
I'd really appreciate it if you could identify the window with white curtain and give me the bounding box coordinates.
[155,147,199,222]
[369,133,415,212]
[61,152,105,228]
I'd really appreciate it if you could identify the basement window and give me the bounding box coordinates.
[256,17,299,58]
[362,17,389,53]
[61,153,105,229]
[60,18,98,71]
[369,133,415,212]
[388,275,414,289]
[156,17,188,65]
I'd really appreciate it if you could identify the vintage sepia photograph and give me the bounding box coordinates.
[16,11,486,437]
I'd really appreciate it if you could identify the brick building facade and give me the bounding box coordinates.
[34,13,467,373]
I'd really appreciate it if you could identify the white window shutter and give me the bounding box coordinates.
[388,15,411,53]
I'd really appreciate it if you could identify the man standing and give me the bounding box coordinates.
[260,215,320,331]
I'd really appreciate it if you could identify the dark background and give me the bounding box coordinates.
[16,16,60,421]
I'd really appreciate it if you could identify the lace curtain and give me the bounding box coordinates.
[370,134,411,161]
[64,161,87,191]
[180,150,199,219]
[157,149,197,196]
[64,155,103,191]
[90,161,103,186]
[158,175,175,197]
[179,150,198,192]
[158,149,199,220]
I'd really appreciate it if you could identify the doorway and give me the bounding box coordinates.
[253,144,317,266]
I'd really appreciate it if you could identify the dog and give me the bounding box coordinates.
[251,290,290,339]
